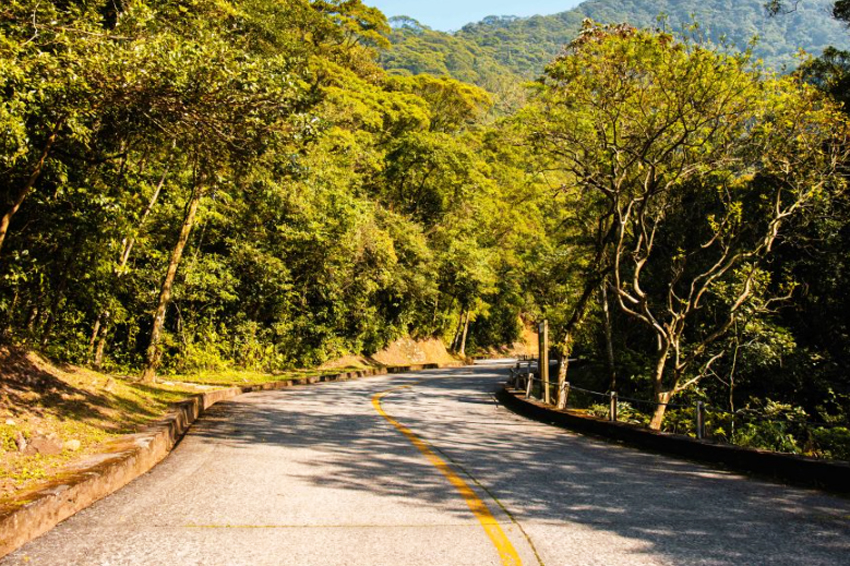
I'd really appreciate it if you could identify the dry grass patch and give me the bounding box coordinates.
[168,367,364,388]
[0,347,202,503]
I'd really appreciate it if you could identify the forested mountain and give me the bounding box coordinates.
[382,0,850,93]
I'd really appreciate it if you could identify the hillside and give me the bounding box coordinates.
[381,0,850,92]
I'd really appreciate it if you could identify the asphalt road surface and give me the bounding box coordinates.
[4,363,850,565]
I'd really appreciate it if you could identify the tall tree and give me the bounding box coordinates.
[529,22,848,427]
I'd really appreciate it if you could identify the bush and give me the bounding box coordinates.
[812,426,850,461]
[586,401,649,426]
[732,421,801,454]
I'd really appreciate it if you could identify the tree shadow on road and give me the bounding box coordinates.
[190,368,850,566]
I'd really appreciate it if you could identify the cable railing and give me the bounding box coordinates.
[507,360,850,457]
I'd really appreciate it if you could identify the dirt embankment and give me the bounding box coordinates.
[0,347,201,501]
[473,325,539,359]
[320,337,461,370]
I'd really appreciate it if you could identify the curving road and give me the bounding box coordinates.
[4,363,850,565]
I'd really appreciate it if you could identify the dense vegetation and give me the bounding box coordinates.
[0,0,546,379]
[382,0,850,103]
[525,20,848,441]
[2,0,850,459]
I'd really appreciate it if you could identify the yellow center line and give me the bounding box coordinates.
[184,523,486,529]
[372,385,522,566]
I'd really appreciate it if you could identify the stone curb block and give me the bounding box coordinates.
[497,386,850,494]
[0,362,462,558]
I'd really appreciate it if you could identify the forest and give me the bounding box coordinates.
[1,0,850,459]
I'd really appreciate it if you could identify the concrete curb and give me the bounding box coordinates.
[497,386,850,494]
[0,362,462,557]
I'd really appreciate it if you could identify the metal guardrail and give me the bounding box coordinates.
[507,359,848,447]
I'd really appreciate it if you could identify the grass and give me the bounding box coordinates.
[166,367,369,387]
[0,339,457,506]
[0,348,204,505]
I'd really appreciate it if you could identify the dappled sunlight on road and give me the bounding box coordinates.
[4,365,850,565]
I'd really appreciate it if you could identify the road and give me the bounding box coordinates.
[4,363,850,565]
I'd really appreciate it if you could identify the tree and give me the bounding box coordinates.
[530,22,848,427]
[770,1,850,112]
[0,1,122,255]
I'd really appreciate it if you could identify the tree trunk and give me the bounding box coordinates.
[26,304,39,334]
[553,215,616,387]
[729,333,740,436]
[554,279,598,392]
[93,311,110,370]
[118,165,169,273]
[459,310,471,357]
[450,308,465,351]
[89,313,103,355]
[92,164,169,367]
[649,392,672,431]
[649,346,672,430]
[600,282,616,391]
[556,332,573,409]
[141,182,203,382]
[431,295,440,327]
[0,130,59,256]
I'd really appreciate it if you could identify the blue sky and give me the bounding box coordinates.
[365,1,584,31]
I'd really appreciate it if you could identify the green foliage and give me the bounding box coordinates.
[812,427,850,460]
[0,0,537,373]
[799,47,850,109]
[587,402,649,426]
[730,400,808,453]
[1,0,849,460]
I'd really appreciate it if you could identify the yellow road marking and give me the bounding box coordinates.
[373,385,522,566]
[185,524,486,529]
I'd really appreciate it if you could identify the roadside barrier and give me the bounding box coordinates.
[498,384,850,493]
[508,359,848,445]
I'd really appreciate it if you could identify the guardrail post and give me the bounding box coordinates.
[510,362,520,388]
[609,391,618,422]
[562,381,571,410]
[525,375,533,399]
[696,401,706,440]
[539,320,550,405]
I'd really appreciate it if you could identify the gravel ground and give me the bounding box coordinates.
[3,363,849,566]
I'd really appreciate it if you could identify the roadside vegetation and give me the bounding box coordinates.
[2,0,850,465]
[0,346,202,501]
[0,0,536,382]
